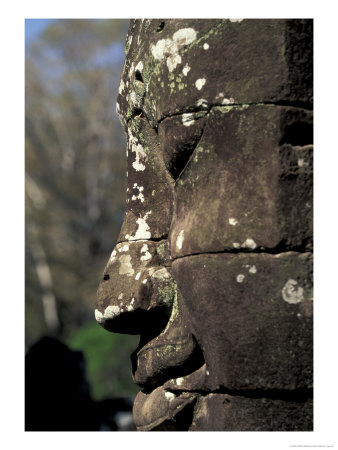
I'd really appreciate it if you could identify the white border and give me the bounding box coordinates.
[2,1,337,449]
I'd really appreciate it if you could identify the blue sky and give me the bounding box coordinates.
[25,19,56,44]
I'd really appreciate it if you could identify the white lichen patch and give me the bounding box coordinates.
[127,304,134,312]
[233,242,240,249]
[197,98,208,109]
[118,79,125,95]
[131,183,145,203]
[176,230,185,250]
[206,370,210,376]
[222,97,235,105]
[151,38,170,60]
[128,62,135,80]
[147,267,156,277]
[236,274,245,283]
[173,28,197,46]
[109,249,117,262]
[167,53,182,72]
[108,305,121,317]
[132,146,147,171]
[118,254,135,276]
[130,91,138,107]
[229,19,244,22]
[118,293,124,300]
[182,63,191,76]
[126,211,152,241]
[135,271,141,281]
[95,309,104,324]
[135,61,143,73]
[165,391,176,402]
[151,28,197,72]
[140,243,152,262]
[229,217,238,226]
[176,377,184,386]
[282,279,304,304]
[195,78,206,90]
[128,130,147,172]
[182,113,195,126]
[203,43,209,50]
[142,278,148,284]
[249,265,257,274]
[242,238,257,249]
[152,268,170,280]
[118,244,129,253]
[131,192,145,202]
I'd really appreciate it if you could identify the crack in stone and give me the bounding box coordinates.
[173,387,313,403]
[172,242,313,262]
[157,100,313,124]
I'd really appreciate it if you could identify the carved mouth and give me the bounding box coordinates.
[131,333,205,391]
[130,316,207,431]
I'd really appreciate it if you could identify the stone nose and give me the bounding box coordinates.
[95,240,175,335]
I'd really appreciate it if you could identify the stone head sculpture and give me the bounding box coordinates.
[95,19,313,431]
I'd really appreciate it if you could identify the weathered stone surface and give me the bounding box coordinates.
[117,117,174,242]
[117,19,312,128]
[96,240,175,334]
[96,19,313,431]
[132,290,202,389]
[189,394,313,431]
[157,111,207,179]
[172,252,313,391]
[168,105,313,258]
[133,385,198,431]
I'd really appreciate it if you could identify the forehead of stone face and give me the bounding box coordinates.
[116,19,312,128]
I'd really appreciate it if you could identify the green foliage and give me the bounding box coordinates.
[67,321,139,400]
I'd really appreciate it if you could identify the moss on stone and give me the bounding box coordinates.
[156,242,165,258]
[157,278,177,307]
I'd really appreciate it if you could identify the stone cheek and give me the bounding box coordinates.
[169,105,313,258]
[172,252,313,391]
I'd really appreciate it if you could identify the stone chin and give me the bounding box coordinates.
[133,365,208,431]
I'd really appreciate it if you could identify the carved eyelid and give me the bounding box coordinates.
[159,113,207,181]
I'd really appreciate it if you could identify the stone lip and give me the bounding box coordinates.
[132,365,207,431]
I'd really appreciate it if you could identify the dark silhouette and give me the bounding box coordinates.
[25,336,135,431]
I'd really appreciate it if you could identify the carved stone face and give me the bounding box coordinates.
[95,19,313,431]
